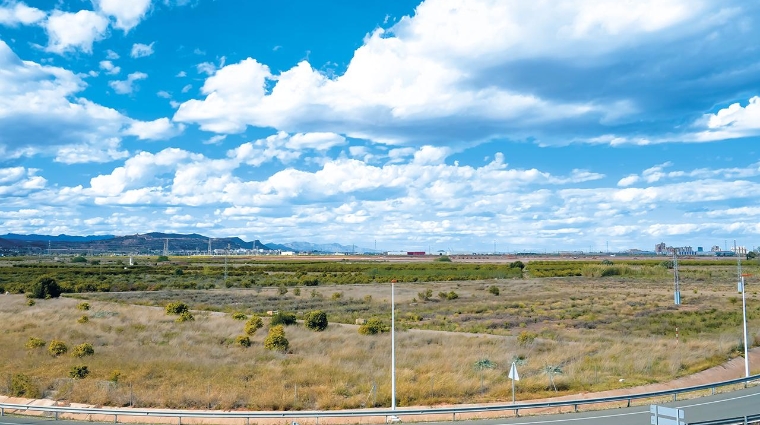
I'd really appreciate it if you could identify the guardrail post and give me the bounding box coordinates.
[712,387,715,395]
[55,411,59,420]
[574,404,578,413]
[452,412,455,421]
[627,399,631,408]
[1,407,4,416]
[178,416,182,425]
[246,417,249,425]
[743,416,747,425]
[673,393,677,401]
[514,409,519,417]
[114,414,118,423]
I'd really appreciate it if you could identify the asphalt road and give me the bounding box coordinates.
[1,387,759,425]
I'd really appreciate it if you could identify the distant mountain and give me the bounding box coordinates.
[269,241,370,253]
[1,233,115,242]
[0,232,271,254]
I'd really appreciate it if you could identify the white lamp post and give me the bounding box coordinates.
[737,250,750,378]
[391,280,396,410]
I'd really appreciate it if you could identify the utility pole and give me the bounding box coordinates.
[224,244,229,283]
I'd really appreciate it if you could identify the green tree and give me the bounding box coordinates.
[264,325,289,351]
[305,310,328,331]
[157,255,170,262]
[71,256,87,263]
[28,276,62,299]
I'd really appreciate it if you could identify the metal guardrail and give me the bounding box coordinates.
[690,413,760,425]
[1,373,759,424]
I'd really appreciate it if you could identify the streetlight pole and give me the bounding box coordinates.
[391,280,396,410]
[737,247,749,377]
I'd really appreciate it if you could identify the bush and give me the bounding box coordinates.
[264,325,289,351]
[293,288,301,296]
[359,318,388,335]
[28,276,62,299]
[517,330,538,347]
[488,285,500,296]
[48,340,67,356]
[418,289,433,301]
[270,311,297,326]
[305,310,328,331]
[69,365,90,379]
[9,374,40,398]
[435,255,452,262]
[510,261,525,270]
[175,311,195,322]
[232,312,248,320]
[25,337,46,349]
[157,255,170,262]
[235,335,251,347]
[278,285,288,295]
[26,299,35,306]
[601,259,614,265]
[438,291,459,300]
[72,343,94,357]
[71,256,87,263]
[108,370,121,383]
[77,302,90,311]
[165,301,189,315]
[245,316,263,335]
[77,315,89,324]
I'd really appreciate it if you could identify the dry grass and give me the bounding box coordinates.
[1,275,759,410]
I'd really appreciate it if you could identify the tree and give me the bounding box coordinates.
[264,325,289,351]
[28,276,62,299]
[305,310,328,331]
[157,255,170,262]
[544,365,563,391]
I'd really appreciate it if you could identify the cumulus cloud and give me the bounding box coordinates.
[173,0,754,148]
[124,117,184,140]
[99,60,120,75]
[109,72,148,95]
[92,0,152,32]
[0,1,45,26]
[44,10,109,54]
[131,42,155,58]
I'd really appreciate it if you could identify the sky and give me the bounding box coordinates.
[1,0,760,253]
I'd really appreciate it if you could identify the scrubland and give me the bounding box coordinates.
[2,258,759,410]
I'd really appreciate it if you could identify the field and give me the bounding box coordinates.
[1,255,759,410]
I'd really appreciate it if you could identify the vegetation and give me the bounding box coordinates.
[24,337,46,349]
[28,276,62,299]
[235,335,251,347]
[69,365,90,379]
[304,310,328,331]
[359,318,388,335]
[165,301,189,315]
[48,340,67,356]
[77,302,90,311]
[72,343,95,357]
[9,374,40,398]
[245,316,264,335]
[270,311,297,326]
[488,285,500,296]
[232,312,247,320]
[264,325,289,351]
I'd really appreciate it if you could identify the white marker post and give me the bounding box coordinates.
[508,361,520,404]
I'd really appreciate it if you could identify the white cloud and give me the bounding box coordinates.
[45,10,109,54]
[0,167,46,196]
[92,0,152,32]
[196,61,217,75]
[617,175,640,187]
[131,42,155,58]
[287,133,346,150]
[157,90,171,99]
[0,1,45,26]
[105,49,119,59]
[55,137,129,164]
[99,60,120,75]
[203,135,226,145]
[176,71,187,77]
[124,117,183,140]
[109,72,148,95]
[181,84,192,93]
[0,40,130,162]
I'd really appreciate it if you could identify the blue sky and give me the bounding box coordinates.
[1,0,760,253]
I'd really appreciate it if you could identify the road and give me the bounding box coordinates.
[0,387,759,425]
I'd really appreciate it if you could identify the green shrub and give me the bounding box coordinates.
[245,316,263,335]
[418,289,433,301]
[165,301,189,315]
[331,292,343,300]
[71,256,87,263]
[108,370,121,383]
[77,315,89,324]
[359,318,388,335]
[270,311,297,326]
[28,276,62,299]
[264,325,289,351]
[438,291,459,300]
[9,374,40,398]
[305,310,328,331]
[293,288,301,296]
[157,255,170,262]
[69,365,90,379]
[72,343,94,357]
[488,285,500,296]
[601,259,614,265]
[235,335,251,347]
[77,302,90,311]
[175,311,195,322]
[232,312,248,320]
[24,337,46,349]
[435,255,452,262]
[517,330,538,347]
[48,340,67,356]
[510,261,525,269]
[27,299,35,306]
[278,285,288,295]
